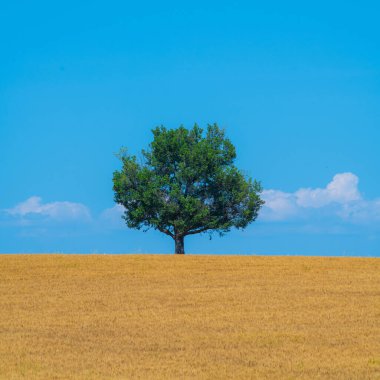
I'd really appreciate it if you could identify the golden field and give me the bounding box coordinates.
[0,254,379,379]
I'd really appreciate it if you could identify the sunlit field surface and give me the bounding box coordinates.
[0,255,379,379]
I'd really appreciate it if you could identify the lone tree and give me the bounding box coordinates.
[113,124,264,254]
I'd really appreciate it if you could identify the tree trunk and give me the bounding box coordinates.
[174,235,185,254]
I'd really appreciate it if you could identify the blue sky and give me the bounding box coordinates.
[1,0,379,255]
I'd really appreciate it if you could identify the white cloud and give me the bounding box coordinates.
[7,196,91,222]
[260,173,379,224]
[295,173,361,208]
[260,190,298,221]
[99,204,125,228]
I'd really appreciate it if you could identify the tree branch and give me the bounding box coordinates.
[185,226,210,236]
[157,226,174,238]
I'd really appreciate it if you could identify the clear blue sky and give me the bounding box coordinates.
[1,0,379,255]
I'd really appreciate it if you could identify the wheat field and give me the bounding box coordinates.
[0,254,379,379]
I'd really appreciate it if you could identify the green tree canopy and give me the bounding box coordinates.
[113,124,264,254]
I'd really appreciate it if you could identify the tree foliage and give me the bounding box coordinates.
[113,124,264,253]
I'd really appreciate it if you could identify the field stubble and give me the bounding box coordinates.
[0,254,379,379]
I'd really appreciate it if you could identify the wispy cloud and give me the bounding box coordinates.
[261,173,380,224]
[99,204,125,228]
[259,189,299,221]
[6,196,91,222]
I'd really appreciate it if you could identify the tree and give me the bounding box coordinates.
[112,123,264,254]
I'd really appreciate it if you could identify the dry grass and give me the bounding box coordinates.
[0,254,379,379]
